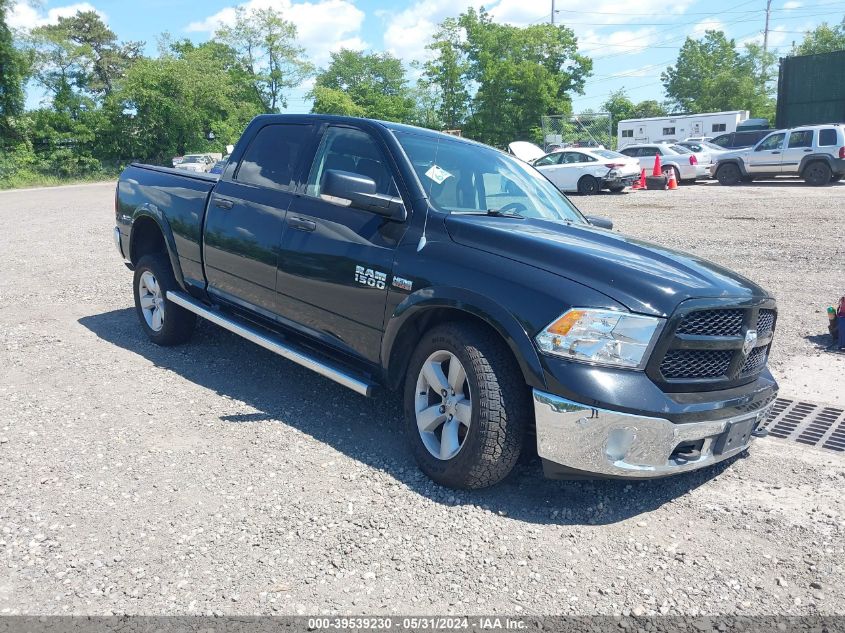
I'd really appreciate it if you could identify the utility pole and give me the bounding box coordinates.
[762,0,773,84]
[551,0,555,25]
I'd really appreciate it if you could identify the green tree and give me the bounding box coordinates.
[29,10,141,103]
[632,100,667,119]
[428,8,591,147]
[423,17,469,129]
[110,46,263,163]
[216,7,313,112]
[0,0,28,146]
[310,85,365,117]
[662,31,774,121]
[602,89,634,134]
[790,20,845,56]
[311,49,415,122]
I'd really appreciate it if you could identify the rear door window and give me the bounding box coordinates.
[788,130,813,148]
[236,124,313,191]
[620,148,640,157]
[639,147,658,157]
[818,128,838,146]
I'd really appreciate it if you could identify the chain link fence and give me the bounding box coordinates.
[540,113,614,151]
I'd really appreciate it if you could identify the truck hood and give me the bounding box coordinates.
[444,214,769,317]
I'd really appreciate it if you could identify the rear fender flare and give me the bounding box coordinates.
[382,287,547,392]
[129,205,187,290]
[798,154,834,175]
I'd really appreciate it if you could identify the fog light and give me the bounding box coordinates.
[605,427,636,462]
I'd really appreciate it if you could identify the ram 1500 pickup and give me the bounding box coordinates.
[114,114,778,489]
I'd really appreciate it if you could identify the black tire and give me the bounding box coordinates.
[803,161,832,186]
[403,323,529,489]
[608,185,625,193]
[716,163,742,186]
[577,175,600,195]
[133,253,196,346]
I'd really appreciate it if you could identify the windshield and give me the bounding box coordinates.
[594,149,627,160]
[183,156,203,163]
[670,144,692,154]
[394,131,584,223]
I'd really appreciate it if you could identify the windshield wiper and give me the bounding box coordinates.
[485,207,524,218]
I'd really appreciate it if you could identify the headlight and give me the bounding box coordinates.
[535,308,663,369]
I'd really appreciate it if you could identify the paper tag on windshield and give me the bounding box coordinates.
[424,164,452,185]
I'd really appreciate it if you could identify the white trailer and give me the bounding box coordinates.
[617,110,750,148]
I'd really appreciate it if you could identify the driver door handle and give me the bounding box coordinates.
[214,198,234,210]
[288,216,316,232]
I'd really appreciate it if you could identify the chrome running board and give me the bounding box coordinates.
[166,291,375,397]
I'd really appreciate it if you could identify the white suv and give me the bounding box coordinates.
[712,124,845,186]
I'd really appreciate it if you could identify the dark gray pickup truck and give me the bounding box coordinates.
[115,114,778,489]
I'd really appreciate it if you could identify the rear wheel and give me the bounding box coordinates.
[803,161,832,186]
[716,163,742,186]
[133,253,196,345]
[403,323,528,489]
[577,175,600,195]
[662,165,680,184]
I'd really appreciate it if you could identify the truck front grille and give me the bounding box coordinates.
[676,309,743,337]
[660,350,732,379]
[648,301,776,391]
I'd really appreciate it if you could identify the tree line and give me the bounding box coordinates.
[0,0,843,188]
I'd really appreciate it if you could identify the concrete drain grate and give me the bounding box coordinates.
[761,398,845,452]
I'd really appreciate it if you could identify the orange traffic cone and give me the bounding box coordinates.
[652,154,662,176]
[636,169,646,190]
[667,169,678,190]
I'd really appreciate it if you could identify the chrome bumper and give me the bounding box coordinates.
[533,390,772,479]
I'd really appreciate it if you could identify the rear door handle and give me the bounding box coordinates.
[771,151,781,154]
[288,216,316,232]
[214,198,234,210]
[804,148,812,152]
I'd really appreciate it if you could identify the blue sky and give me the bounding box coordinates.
[9,0,841,113]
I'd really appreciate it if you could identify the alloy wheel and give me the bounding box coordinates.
[414,350,472,460]
[138,270,165,332]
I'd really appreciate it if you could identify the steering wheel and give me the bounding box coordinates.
[497,202,528,215]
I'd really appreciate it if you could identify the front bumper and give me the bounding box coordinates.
[533,390,773,479]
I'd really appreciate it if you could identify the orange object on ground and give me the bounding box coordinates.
[652,154,662,176]
[667,168,678,190]
[634,169,646,189]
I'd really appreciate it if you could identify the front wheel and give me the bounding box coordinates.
[803,161,832,186]
[717,163,742,186]
[403,323,529,489]
[577,175,600,195]
[133,253,196,345]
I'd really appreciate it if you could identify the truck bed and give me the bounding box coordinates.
[117,163,218,292]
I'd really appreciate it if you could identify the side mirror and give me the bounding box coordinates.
[320,169,406,221]
[586,215,613,230]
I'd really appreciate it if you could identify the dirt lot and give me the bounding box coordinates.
[0,181,843,617]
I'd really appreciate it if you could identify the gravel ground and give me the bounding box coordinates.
[0,181,843,617]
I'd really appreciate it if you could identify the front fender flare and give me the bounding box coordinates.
[129,205,187,291]
[382,287,547,392]
[715,159,749,177]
